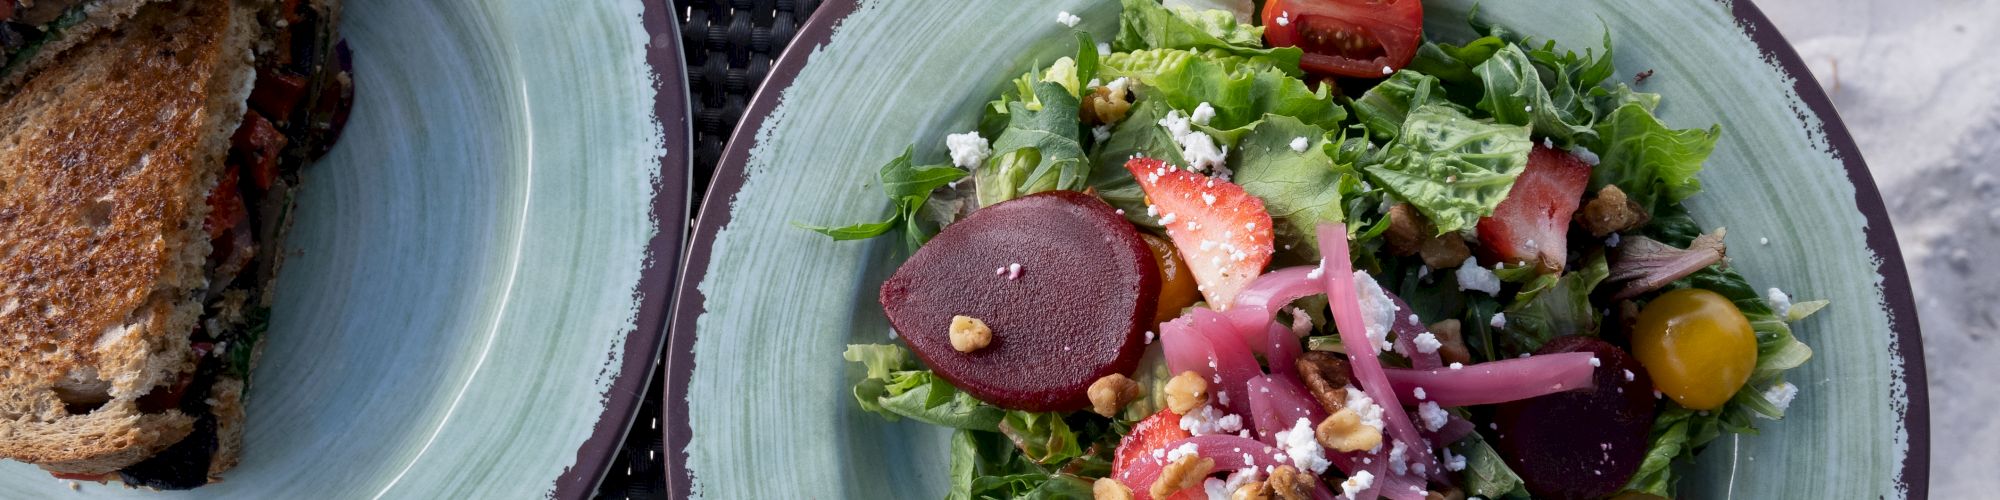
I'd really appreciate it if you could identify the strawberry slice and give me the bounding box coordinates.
[1126,157,1274,310]
[1476,145,1593,273]
[1111,409,1201,500]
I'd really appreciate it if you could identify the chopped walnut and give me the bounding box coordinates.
[1385,204,1426,256]
[1151,455,1215,499]
[1083,84,1133,125]
[1265,465,1315,500]
[1418,232,1472,269]
[1230,481,1272,500]
[1093,477,1134,500]
[1164,371,1209,414]
[1315,408,1383,453]
[1579,184,1651,237]
[949,315,992,353]
[1088,373,1143,417]
[1427,319,1471,365]
[1295,352,1351,414]
[1425,486,1467,500]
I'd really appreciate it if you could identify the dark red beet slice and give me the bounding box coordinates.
[1492,336,1656,500]
[880,191,1160,412]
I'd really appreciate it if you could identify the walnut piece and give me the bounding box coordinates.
[1230,481,1271,500]
[1295,352,1351,414]
[1093,477,1134,500]
[1083,84,1133,125]
[1315,408,1383,453]
[1265,465,1315,500]
[1151,455,1215,499]
[949,315,992,353]
[1385,204,1426,256]
[1164,371,1210,415]
[1579,184,1651,237]
[1418,232,1472,269]
[1425,486,1467,500]
[1427,319,1472,365]
[1088,374,1143,417]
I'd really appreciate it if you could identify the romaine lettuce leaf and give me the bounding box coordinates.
[1590,103,1719,215]
[844,344,1005,430]
[977,81,1091,206]
[1230,114,1357,253]
[1112,0,1301,71]
[1361,104,1533,234]
[1352,70,1460,141]
[1100,48,1344,130]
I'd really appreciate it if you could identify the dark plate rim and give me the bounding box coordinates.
[544,1,692,498]
[662,1,1930,497]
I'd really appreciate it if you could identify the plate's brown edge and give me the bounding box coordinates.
[662,0,861,497]
[1725,1,1929,496]
[545,0,693,497]
[659,0,1933,497]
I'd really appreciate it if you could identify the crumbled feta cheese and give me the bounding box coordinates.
[1766,287,1793,317]
[1166,442,1201,463]
[1092,124,1111,142]
[1341,471,1375,499]
[1456,257,1502,295]
[1413,387,1427,400]
[1160,110,1194,140]
[1290,136,1310,153]
[1442,449,1468,471]
[1407,314,1421,326]
[1181,131,1228,174]
[1412,332,1442,354]
[1097,42,1112,57]
[1145,331,1156,344]
[1160,212,1179,225]
[1180,405,1245,436]
[1589,357,1602,367]
[1623,369,1636,382]
[1760,382,1799,418]
[1606,233,1622,247]
[1569,144,1601,165]
[1204,478,1230,499]
[1416,400,1448,432]
[1202,193,1218,206]
[1276,417,1332,474]
[1007,263,1023,280]
[1417,265,1431,280]
[1449,362,1464,370]
[1190,102,1217,125]
[1106,77,1131,98]
[1055,10,1080,27]
[1761,237,1771,245]
[945,131,991,169]
[1387,441,1409,476]
[1352,271,1399,353]
[1381,65,1394,75]
[1307,260,1325,280]
[1489,312,1507,329]
[1219,467,1263,499]
[1343,387,1386,433]
[1275,11,1291,26]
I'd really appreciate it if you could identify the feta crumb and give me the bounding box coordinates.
[1145,331,1155,344]
[1160,212,1179,224]
[1589,357,1602,367]
[1417,265,1431,280]
[945,132,991,169]
[1106,77,1132,97]
[1166,442,1200,462]
[1381,65,1394,75]
[1055,10,1080,27]
[1341,471,1375,499]
[1180,404,1245,436]
[1760,381,1799,418]
[1306,260,1325,280]
[1456,257,1502,295]
[1275,11,1291,26]
[1276,417,1332,474]
[1407,314,1421,325]
[1570,144,1601,165]
[1290,136,1310,152]
[1449,362,1464,370]
[1202,193,1218,206]
[1352,271,1399,353]
[1413,332,1442,354]
[1418,401,1448,431]
[1097,42,1111,57]
[1606,233,1623,247]
[1180,131,1228,174]
[1624,369,1636,382]
[1007,263,1023,280]
[1343,387,1386,433]
[1219,466,1263,499]
[1159,109,1194,140]
[1204,478,1230,499]
[1766,287,1793,317]
[1489,312,1508,329]
[1092,124,1111,142]
[1443,449,1468,471]
[1413,387,1427,400]
[1387,441,1408,476]
[1761,237,1771,245]
[1190,102,1217,125]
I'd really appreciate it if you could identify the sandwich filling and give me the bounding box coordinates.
[44,0,352,489]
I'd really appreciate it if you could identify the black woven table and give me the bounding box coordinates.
[594,0,822,498]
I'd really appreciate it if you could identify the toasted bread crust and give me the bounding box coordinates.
[0,0,259,474]
[0,0,171,95]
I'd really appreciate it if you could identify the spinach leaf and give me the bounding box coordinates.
[1498,252,1609,353]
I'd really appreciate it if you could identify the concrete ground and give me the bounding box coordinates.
[1758,0,1999,495]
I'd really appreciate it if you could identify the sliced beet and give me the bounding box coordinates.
[1491,336,1655,500]
[880,191,1159,412]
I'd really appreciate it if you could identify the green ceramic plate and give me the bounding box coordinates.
[0,0,689,497]
[668,0,1928,498]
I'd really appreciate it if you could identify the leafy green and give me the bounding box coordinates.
[1591,103,1720,215]
[1360,104,1533,234]
[998,411,1083,465]
[1101,48,1343,130]
[1475,44,1596,145]
[843,344,1005,430]
[1407,36,1507,86]
[1231,114,1358,253]
[227,307,272,380]
[800,147,967,251]
[1498,252,1610,353]
[1351,70,1460,141]
[977,82,1092,206]
[1453,433,1530,499]
[1112,0,1301,71]
[1087,98,1184,226]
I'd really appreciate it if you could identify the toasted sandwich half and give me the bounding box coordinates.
[0,0,174,92]
[0,0,349,489]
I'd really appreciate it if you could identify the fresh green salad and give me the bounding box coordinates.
[809,1,1824,499]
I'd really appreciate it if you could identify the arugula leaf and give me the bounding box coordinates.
[1360,104,1533,234]
[1112,0,1301,71]
[801,148,967,250]
[1231,114,1356,253]
[1101,48,1344,130]
[1076,32,1100,88]
[1591,103,1720,215]
[1088,98,1185,226]
[1498,252,1609,353]
[978,82,1091,206]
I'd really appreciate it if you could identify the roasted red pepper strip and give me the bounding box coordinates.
[231,110,288,190]
[249,71,309,123]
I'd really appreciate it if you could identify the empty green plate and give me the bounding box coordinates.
[0,0,689,497]
[668,0,1927,498]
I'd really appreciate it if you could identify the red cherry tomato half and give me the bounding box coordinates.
[1262,0,1424,78]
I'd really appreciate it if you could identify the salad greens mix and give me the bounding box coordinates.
[810,1,1825,498]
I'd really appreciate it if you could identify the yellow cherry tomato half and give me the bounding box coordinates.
[1142,233,1200,327]
[1631,288,1758,410]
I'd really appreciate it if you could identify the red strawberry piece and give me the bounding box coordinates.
[1476,145,1592,274]
[1111,409,1202,500]
[1126,157,1275,310]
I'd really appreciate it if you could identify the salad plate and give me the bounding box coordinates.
[0,0,689,497]
[667,0,1927,498]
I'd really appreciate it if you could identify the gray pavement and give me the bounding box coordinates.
[1758,0,2000,495]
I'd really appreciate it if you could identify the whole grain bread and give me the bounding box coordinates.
[0,0,260,475]
[0,0,172,94]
